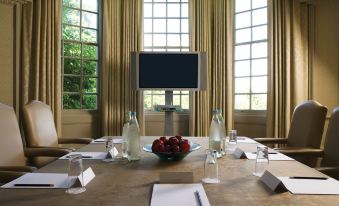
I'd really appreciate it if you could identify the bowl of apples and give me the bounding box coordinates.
[143,136,201,161]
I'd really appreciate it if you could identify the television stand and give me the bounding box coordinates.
[164,91,174,136]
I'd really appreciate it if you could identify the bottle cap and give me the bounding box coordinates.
[131,111,137,115]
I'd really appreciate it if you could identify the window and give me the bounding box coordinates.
[143,0,189,111]
[234,0,268,111]
[62,0,99,110]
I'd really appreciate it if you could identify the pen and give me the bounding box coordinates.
[195,190,203,206]
[252,152,278,154]
[65,156,93,159]
[289,176,328,180]
[14,184,54,187]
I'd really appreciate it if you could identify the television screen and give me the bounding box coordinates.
[131,52,206,90]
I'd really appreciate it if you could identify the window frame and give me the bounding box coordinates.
[61,0,101,111]
[233,0,269,113]
[143,0,190,113]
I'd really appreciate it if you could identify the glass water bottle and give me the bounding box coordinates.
[126,112,141,161]
[209,110,222,157]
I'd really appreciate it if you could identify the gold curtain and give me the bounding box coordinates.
[266,0,312,137]
[21,0,62,135]
[101,0,144,136]
[189,0,234,136]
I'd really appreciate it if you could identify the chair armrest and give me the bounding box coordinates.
[24,147,70,157]
[276,148,324,157]
[253,137,288,144]
[58,137,93,144]
[29,146,75,152]
[0,166,37,172]
[316,167,339,180]
[0,171,26,183]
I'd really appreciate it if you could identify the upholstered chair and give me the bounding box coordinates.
[0,103,69,183]
[22,100,92,167]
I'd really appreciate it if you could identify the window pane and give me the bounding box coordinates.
[252,0,267,9]
[252,25,267,41]
[153,90,165,94]
[252,8,267,26]
[153,95,165,105]
[234,60,250,77]
[154,4,166,17]
[153,19,166,33]
[144,95,152,109]
[82,11,97,28]
[251,76,267,93]
[167,19,180,33]
[82,0,98,12]
[167,48,180,52]
[173,95,180,106]
[83,45,98,59]
[83,95,97,109]
[181,3,188,17]
[251,94,267,110]
[153,34,166,46]
[252,42,267,58]
[144,3,152,17]
[64,42,81,57]
[181,34,189,47]
[235,44,250,60]
[63,7,80,25]
[144,19,152,33]
[82,28,97,43]
[181,95,189,109]
[182,91,189,94]
[236,12,251,29]
[181,19,189,33]
[64,59,80,75]
[83,60,97,76]
[168,34,180,46]
[64,76,80,92]
[144,34,152,47]
[63,94,81,109]
[63,25,80,41]
[63,0,80,8]
[235,77,250,93]
[252,59,267,75]
[235,95,250,110]
[168,4,180,17]
[83,77,97,93]
[235,0,251,12]
[236,28,251,43]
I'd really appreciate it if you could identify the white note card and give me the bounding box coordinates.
[151,184,210,206]
[92,137,123,143]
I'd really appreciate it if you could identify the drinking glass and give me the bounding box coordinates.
[253,145,269,177]
[226,130,237,154]
[202,149,220,184]
[66,154,86,194]
[112,139,128,161]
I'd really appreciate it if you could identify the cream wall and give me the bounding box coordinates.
[0,4,14,106]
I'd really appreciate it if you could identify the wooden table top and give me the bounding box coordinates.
[1,136,339,206]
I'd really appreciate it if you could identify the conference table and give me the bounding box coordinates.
[1,136,339,206]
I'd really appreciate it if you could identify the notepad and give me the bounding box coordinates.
[150,184,210,206]
[92,137,123,143]
[226,136,256,144]
[245,152,294,161]
[1,168,95,189]
[59,152,107,160]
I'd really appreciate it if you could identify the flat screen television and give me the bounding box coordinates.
[131,52,206,91]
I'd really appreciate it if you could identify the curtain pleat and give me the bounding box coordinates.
[21,0,61,135]
[101,0,144,136]
[189,0,233,136]
[267,0,311,137]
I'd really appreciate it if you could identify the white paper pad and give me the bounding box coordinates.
[226,136,256,144]
[59,152,107,160]
[278,177,339,195]
[1,168,95,189]
[92,136,123,143]
[1,173,69,188]
[245,152,294,161]
[151,184,210,206]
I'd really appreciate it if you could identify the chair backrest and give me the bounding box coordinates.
[287,100,327,148]
[0,103,26,166]
[23,100,58,147]
[321,107,339,167]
